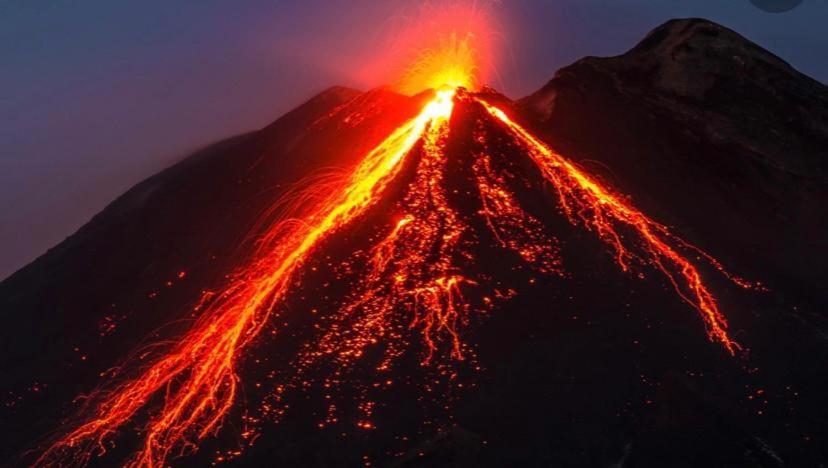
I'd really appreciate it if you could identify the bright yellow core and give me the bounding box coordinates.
[398,32,479,95]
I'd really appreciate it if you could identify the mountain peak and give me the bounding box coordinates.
[623,18,808,98]
[522,18,827,177]
[536,18,826,103]
[631,18,792,69]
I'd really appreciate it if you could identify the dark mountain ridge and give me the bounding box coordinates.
[519,18,827,306]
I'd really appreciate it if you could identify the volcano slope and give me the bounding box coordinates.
[2,19,827,467]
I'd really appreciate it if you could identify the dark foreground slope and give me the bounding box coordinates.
[1,18,826,468]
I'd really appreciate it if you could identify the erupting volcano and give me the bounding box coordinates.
[4,17,827,468]
[34,36,759,466]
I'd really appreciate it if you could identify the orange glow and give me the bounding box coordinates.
[398,32,479,94]
[373,1,497,95]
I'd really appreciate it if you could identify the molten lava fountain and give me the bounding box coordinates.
[38,53,756,467]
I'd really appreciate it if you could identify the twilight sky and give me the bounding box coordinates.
[1,0,826,279]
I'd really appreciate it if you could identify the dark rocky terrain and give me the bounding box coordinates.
[1,18,826,467]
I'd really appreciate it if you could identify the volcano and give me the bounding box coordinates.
[2,19,826,467]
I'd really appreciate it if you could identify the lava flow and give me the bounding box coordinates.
[476,99,752,354]
[38,90,456,467]
[38,65,756,468]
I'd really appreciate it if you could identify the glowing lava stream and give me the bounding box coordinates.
[477,98,746,354]
[39,89,457,467]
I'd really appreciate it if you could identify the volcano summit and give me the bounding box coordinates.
[2,19,826,467]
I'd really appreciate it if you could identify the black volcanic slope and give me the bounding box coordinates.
[2,19,827,467]
[520,18,828,307]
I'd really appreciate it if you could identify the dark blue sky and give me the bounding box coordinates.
[2,0,826,279]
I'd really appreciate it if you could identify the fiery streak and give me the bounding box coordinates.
[477,98,749,354]
[39,90,457,467]
[273,101,471,430]
[336,110,469,365]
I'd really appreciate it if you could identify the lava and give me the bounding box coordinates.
[38,90,456,467]
[313,108,468,366]
[473,152,562,276]
[476,98,752,354]
[261,92,474,434]
[38,85,754,466]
